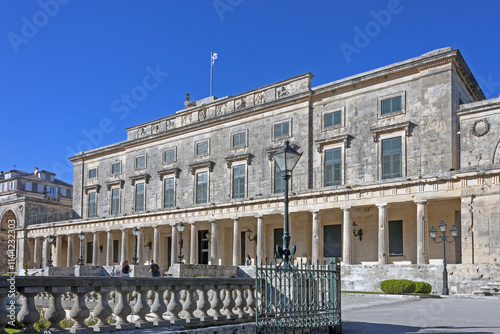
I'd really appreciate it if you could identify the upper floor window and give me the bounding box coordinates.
[324,148,342,186]
[232,132,247,148]
[232,165,246,199]
[135,182,145,212]
[324,111,341,128]
[111,188,120,215]
[111,162,121,175]
[89,168,97,179]
[164,148,176,163]
[135,155,146,169]
[381,137,402,179]
[164,177,175,208]
[196,171,208,204]
[273,121,290,138]
[25,182,32,192]
[196,140,209,156]
[381,96,402,115]
[88,192,97,218]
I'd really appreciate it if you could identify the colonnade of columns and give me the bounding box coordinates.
[28,199,432,269]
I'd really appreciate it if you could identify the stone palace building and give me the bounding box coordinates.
[10,47,500,292]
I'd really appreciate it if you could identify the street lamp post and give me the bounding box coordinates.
[272,141,302,266]
[176,222,185,264]
[132,227,140,265]
[77,232,85,266]
[47,235,54,267]
[429,220,458,295]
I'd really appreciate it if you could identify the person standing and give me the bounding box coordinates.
[120,260,132,277]
[149,259,162,277]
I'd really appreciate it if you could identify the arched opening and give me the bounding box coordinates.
[0,210,17,275]
[493,138,500,165]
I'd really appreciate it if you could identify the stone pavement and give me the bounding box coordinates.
[85,293,500,333]
[342,293,500,333]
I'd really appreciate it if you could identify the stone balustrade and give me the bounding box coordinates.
[0,276,256,333]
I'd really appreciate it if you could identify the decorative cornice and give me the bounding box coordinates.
[105,180,125,190]
[158,168,181,179]
[129,174,151,184]
[83,185,101,194]
[369,121,414,142]
[225,154,252,168]
[189,161,214,175]
[315,134,352,152]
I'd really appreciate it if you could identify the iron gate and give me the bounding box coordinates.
[256,258,341,333]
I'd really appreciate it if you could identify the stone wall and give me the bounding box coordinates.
[341,263,500,294]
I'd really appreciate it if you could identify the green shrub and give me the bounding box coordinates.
[34,306,50,331]
[414,281,432,294]
[380,279,416,294]
[60,318,75,329]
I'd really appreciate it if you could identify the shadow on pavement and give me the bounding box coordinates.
[342,321,496,333]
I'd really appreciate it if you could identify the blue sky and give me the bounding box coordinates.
[1,1,500,184]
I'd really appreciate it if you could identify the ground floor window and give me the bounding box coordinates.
[113,240,119,263]
[389,220,403,256]
[86,241,93,264]
[324,224,342,257]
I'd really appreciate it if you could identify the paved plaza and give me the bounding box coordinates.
[342,294,500,333]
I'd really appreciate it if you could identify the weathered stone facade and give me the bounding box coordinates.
[0,168,72,274]
[18,47,500,292]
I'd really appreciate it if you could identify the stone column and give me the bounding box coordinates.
[92,232,99,266]
[415,200,427,265]
[106,230,112,266]
[311,211,320,264]
[33,237,40,269]
[66,234,73,267]
[54,235,62,267]
[233,218,240,266]
[137,228,144,264]
[171,225,178,265]
[342,207,353,265]
[190,223,198,264]
[210,219,217,265]
[153,225,160,263]
[42,238,48,268]
[120,229,127,264]
[256,215,264,265]
[377,204,389,264]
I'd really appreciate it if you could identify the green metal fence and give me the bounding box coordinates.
[256,258,341,333]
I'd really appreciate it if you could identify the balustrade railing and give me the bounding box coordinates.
[0,276,255,333]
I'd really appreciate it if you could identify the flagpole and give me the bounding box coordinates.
[210,52,213,97]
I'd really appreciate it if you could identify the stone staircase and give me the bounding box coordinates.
[473,282,500,296]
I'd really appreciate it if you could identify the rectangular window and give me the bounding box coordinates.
[88,192,96,218]
[164,148,176,162]
[274,121,290,138]
[111,162,121,175]
[324,111,341,128]
[135,183,145,212]
[37,184,44,193]
[196,141,209,155]
[389,220,403,256]
[60,188,66,197]
[232,165,245,199]
[89,168,97,179]
[382,137,402,179]
[86,242,93,264]
[164,177,175,208]
[25,182,32,191]
[274,228,284,254]
[274,163,285,193]
[196,172,208,204]
[232,132,246,148]
[324,225,342,257]
[381,96,402,115]
[135,156,146,169]
[111,188,120,215]
[113,240,119,263]
[324,148,342,186]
